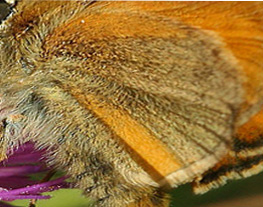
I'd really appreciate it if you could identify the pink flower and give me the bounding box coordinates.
[0,142,68,206]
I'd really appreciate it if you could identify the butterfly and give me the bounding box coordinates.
[0,1,262,207]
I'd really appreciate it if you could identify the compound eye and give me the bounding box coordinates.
[0,0,15,24]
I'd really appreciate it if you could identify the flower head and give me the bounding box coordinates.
[0,142,68,206]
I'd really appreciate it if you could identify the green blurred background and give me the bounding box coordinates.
[1,2,263,207]
[8,173,263,207]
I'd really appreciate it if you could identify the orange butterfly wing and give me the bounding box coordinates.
[1,1,263,206]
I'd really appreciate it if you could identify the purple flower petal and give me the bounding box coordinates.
[0,194,51,201]
[0,177,68,196]
[0,142,69,203]
[0,166,44,177]
[2,152,45,165]
[2,142,47,166]
[0,177,37,189]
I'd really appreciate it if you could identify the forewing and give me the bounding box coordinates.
[2,1,262,190]
[42,2,246,187]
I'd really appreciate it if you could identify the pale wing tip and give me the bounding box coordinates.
[159,142,227,189]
